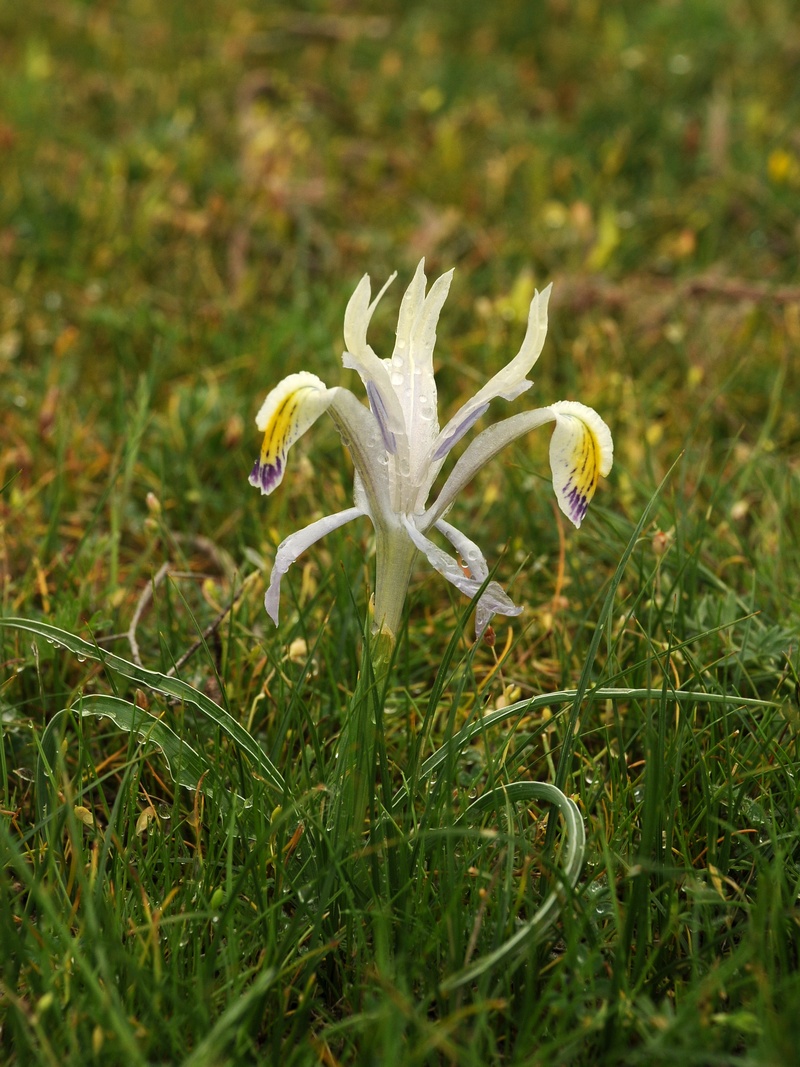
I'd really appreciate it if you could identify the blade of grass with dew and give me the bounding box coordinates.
[34,694,246,827]
[405,686,778,793]
[0,617,285,794]
[439,780,586,991]
[554,461,683,794]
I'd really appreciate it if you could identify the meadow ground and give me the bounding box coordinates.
[1,2,799,1064]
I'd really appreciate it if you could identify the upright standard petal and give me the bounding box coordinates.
[391,260,426,359]
[342,271,405,448]
[390,261,453,440]
[549,401,614,527]
[249,372,333,495]
[432,283,553,463]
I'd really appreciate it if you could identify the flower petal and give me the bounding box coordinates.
[327,388,395,525]
[423,401,612,530]
[424,409,556,527]
[432,282,552,462]
[390,260,453,442]
[435,519,519,637]
[342,270,406,446]
[265,507,365,624]
[401,516,521,637]
[549,401,614,527]
[391,258,427,362]
[343,271,396,360]
[249,372,334,495]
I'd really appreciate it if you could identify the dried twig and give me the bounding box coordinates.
[127,562,171,667]
[127,559,257,677]
[164,578,253,678]
[551,272,800,316]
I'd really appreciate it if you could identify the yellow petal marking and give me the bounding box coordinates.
[249,373,331,495]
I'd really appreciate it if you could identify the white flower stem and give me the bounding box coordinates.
[371,528,419,638]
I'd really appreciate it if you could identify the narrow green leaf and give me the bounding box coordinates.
[35,694,243,826]
[440,782,586,991]
[0,617,284,794]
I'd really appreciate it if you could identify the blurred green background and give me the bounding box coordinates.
[2,1,798,585]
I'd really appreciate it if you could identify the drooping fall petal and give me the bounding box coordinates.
[548,401,614,527]
[249,372,333,495]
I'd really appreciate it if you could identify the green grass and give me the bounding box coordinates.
[2,1,800,1063]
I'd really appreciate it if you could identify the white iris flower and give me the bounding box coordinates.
[250,261,613,639]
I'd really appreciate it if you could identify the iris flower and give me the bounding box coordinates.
[250,261,612,639]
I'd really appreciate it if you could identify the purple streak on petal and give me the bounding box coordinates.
[248,456,283,495]
[432,402,490,461]
[560,480,588,526]
[366,381,398,454]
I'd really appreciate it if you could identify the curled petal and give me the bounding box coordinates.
[432,283,552,463]
[343,271,396,362]
[435,519,513,637]
[265,507,365,624]
[249,372,333,495]
[401,517,521,637]
[549,401,614,527]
